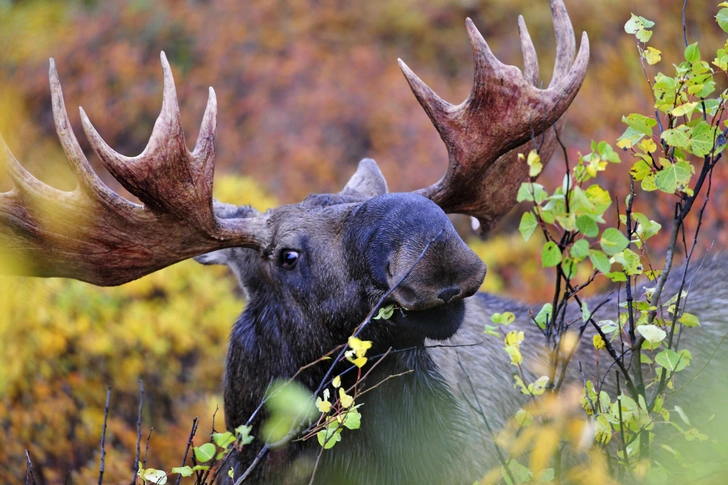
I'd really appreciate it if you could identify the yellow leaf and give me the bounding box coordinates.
[592,334,606,350]
[347,336,373,358]
[504,345,523,366]
[338,388,354,408]
[643,46,662,65]
[316,397,331,413]
[504,330,524,347]
[529,426,560,476]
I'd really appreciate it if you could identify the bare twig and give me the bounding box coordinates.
[176,417,199,485]
[143,428,154,470]
[132,380,145,484]
[25,450,37,485]
[234,445,268,485]
[99,387,111,485]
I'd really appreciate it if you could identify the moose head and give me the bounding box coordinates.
[0,0,588,482]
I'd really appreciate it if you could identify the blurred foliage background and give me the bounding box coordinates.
[1,0,727,482]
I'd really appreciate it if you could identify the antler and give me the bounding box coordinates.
[0,52,269,286]
[400,0,589,234]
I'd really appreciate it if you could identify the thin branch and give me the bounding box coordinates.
[99,386,111,485]
[682,0,689,47]
[132,380,145,485]
[234,445,268,485]
[25,450,37,485]
[175,417,199,485]
[143,428,154,470]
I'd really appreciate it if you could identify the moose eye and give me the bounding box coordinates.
[279,249,300,270]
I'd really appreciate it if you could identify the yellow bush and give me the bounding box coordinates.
[0,175,274,483]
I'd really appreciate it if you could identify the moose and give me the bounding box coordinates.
[2,0,727,483]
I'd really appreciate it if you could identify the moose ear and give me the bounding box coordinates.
[194,249,231,266]
[340,158,388,198]
[194,201,261,266]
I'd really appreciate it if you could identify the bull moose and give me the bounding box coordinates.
[2,0,727,483]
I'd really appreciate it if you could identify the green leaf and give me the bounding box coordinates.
[600,228,629,256]
[623,113,657,135]
[717,8,728,33]
[534,303,552,330]
[655,348,692,372]
[691,121,717,157]
[661,126,691,150]
[679,312,700,327]
[171,467,194,477]
[637,29,653,43]
[684,42,700,63]
[212,432,235,449]
[541,241,562,268]
[492,312,516,325]
[654,161,693,193]
[374,304,396,320]
[263,380,318,445]
[637,325,666,345]
[588,249,612,274]
[516,183,548,204]
[341,408,362,430]
[235,424,255,446]
[571,239,589,261]
[670,101,698,117]
[611,248,643,275]
[194,443,217,463]
[576,215,599,237]
[606,271,628,282]
[518,212,538,241]
[317,424,342,449]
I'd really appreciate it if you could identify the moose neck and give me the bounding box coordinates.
[223,288,473,483]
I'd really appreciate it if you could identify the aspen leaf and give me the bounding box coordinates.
[576,216,599,237]
[600,228,629,256]
[534,304,552,330]
[571,239,589,261]
[643,46,661,65]
[338,388,354,409]
[519,212,538,241]
[171,467,193,477]
[679,312,700,327]
[141,469,167,484]
[194,443,216,463]
[341,408,361,430]
[636,325,666,345]
[541,241,562,268]
[718,8,728,32]
[685,42,700,63]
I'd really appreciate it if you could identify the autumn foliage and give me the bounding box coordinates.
[1,0,728,482]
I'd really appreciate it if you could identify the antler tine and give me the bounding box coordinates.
[50,58,130,205]
[405,0,589,233]
[550,0,577,87]
[0,54,271,286]
[517,15,539,85]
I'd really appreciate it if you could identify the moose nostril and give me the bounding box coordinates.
[437,287,460,303]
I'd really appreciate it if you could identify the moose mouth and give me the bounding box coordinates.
[386,299,465,341]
